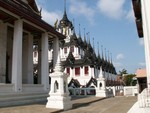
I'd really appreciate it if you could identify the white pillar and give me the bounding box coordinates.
[76,47,79,56]
[27,34,33,84]
[0,22,7,83]
[72,68,74,77]
[22,34,33,84]
[70,68,72,78]
[141,0,150,88]
[12,19,23,92]
[89,66,91,77]
[79,67,81,76]
[60,48,63,59]
[81,67,83,77]
[41,32,49,91]
[37,39,41,84]
[83,66,85,76]
[91,67,94,78]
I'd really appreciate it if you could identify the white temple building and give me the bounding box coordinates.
[0,0,121,109]
[33,1,118,89]
[0,0,65,107]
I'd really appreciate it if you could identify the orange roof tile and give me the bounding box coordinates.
[136,68,147,78]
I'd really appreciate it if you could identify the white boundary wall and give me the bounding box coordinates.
[124,86,138,96]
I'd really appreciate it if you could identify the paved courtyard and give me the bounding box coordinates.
[0,96,137,113]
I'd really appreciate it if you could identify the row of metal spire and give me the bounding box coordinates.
[62,0,114,64]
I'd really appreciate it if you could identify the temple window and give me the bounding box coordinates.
[64,47,67,54]
[70,46,74,52]
[85,66,89,75]
[67,68,70,75]
[75,67,80,76]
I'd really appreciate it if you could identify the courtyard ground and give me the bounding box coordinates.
[0,96,137,113]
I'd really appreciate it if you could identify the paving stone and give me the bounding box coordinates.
[0,96,137,113]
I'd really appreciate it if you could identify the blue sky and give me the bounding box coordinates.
[36,0,145,74]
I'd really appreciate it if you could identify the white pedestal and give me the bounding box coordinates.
[96,89,107,97]
[46,62,72,110]
[46,72,72,110]
[46,37,72,110]
[96,70,107,97]
[46,93,72,110]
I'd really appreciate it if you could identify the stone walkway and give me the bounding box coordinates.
[0,96,137,113]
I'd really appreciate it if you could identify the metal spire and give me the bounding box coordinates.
[84,28,86,41]
[64,0,66,14]
[86,32,90,44]
[110,53,113,64]
[93,37,95,50]
[72,18,76,34]
[108,50,110,63]
[97,42,100,57]
[101,45,104,60]
[79,24,81,37]
[105,48,107,61]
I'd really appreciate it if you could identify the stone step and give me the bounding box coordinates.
[0,92,48,98]
[0,92,49,107]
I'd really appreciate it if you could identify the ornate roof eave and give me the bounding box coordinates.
[68,78,80,88]
[70,32,79,46]
[64,52,75,66]
[0,0,65,40]
[86,77,97,87]
[27,0,39,13]
[77,37,84,48]
[132,0,143,38]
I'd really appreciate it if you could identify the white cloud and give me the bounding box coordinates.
[126,5,134,21]
[41,9,61,25]
[139,62,146,67]
[97,0,126,19]
[114,62,123,67]
[69,0,95,24]
[139,38,144,46]
[36,0,48,7]
[36,0,61,25]
[116,53,125,60]
[113,62,124,72]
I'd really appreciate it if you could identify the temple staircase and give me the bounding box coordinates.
[0,92,48,107]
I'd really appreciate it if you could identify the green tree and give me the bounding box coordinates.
[119,68,128,79]
[124,74,137,86]
[119,68,128,76]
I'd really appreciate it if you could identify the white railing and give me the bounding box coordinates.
[68,88,96,96]
[138,88,150,107]
[68,86,124,97]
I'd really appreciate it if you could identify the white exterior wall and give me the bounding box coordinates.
[141,0,150,88]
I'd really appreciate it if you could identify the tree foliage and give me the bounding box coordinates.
[119,68,128,76]
[123,74,137,86]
